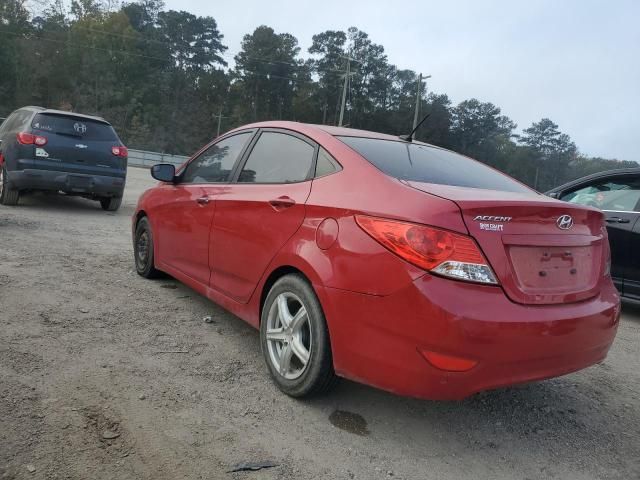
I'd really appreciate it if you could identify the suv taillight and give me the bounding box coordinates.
[355,215,498,284]
[112,146,128,157]
[17,132,47,146]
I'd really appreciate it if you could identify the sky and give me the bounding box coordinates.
[163,0,640,162]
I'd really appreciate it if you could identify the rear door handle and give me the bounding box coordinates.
[269,196,296,209]
[605,217,630,224]
[196,196,210,205]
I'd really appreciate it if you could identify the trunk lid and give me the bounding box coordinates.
[407,181,607,305]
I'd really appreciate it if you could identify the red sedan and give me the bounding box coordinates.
[133,122,620,400]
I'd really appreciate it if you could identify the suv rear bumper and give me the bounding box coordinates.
[8,168,125,198]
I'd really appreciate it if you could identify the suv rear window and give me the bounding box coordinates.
[32,113,118,141]
[338,136,530,193]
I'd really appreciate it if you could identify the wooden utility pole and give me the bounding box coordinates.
[338,53,357,127]
[213,110,229,137]
[413,73,422,130]
[412,74,431,130]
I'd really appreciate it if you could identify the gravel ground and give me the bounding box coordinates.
[1,166,639,480]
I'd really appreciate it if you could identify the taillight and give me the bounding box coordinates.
[355,215,498,284]
[17,132,47,146]
[112,146,128,157]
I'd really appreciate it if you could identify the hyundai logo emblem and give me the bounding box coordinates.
[74,122,87,134]
[556,214,574,230]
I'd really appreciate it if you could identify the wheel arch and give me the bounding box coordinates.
[259,265,308,321]
[134,209,147,225]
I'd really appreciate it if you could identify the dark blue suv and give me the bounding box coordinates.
[0,106,127,211]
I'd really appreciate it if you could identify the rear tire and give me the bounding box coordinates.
[0,165,20,206]
[100,196,122,211]
[134,217,162,279]
[260,274,338,397]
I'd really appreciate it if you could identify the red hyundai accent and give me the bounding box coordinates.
[133,122,620,400]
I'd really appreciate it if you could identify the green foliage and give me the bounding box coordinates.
[0,0,634,189]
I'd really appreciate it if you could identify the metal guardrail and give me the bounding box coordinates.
[127,148,189,169]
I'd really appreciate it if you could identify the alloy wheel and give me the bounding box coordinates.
[265,292,312,380]
[136,230,150,268]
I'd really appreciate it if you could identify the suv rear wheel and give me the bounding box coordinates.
[100,196,122,211]
[0,165,20,206]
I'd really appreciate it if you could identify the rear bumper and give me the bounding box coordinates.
[319,274,621,400]
[8,168,125,197]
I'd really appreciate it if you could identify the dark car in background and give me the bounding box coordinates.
[0,106,128,211]
[547,168,640,301]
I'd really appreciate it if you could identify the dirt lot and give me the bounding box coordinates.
[1,166,639,480]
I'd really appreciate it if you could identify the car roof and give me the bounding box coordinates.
[233,120,413,142]
[21,106,111,125]
[546,167,640,194]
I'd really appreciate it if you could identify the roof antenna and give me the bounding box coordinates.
[399,113,431,142]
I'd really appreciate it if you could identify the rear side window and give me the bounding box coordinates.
[4,110,32,133]
[181,132,252,184]
[238,132,314,183]
[315,147,341,178]
[338,136,530,193]
[31,114,117,141]
[561,178,640,212]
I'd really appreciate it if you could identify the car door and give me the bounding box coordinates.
[152,131,254,286]
[558,175,640,296]
[210,129,317,303]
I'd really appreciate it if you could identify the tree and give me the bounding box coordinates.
[449,99,516,165]
[308,30,347,125]
[520,118,577,190]
[0,0,31,115]
[0,2,634,176]
[233,26,302,123]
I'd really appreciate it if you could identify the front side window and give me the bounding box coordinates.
[338,136,531,193]
[561,178,640,212]
[238,132,315,183]
[181,132,252,184]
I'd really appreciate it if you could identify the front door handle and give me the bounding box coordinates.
[196,196,210,205]
[605,217,630,224]
[269,196,296,209]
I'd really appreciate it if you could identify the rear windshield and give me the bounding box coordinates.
[31,113,117,141]
[338,136,531,193]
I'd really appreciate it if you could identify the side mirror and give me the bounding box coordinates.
[151,163,176,183]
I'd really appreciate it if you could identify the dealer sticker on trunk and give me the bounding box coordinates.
[479,223,504,232]
[474,215,511,232]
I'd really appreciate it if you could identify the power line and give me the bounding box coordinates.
[1,26,352,77]
[0,28,344,89]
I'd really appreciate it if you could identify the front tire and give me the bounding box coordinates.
[100,196,122,211]
[134,217,162,279]
[260,274,338,397]
[0,165,20,206]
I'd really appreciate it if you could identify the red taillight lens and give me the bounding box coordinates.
[355,215,497,284]
[17,132,35,144]
[112,146,128,157]
[420,350,478,372]
[16,132,47,146]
